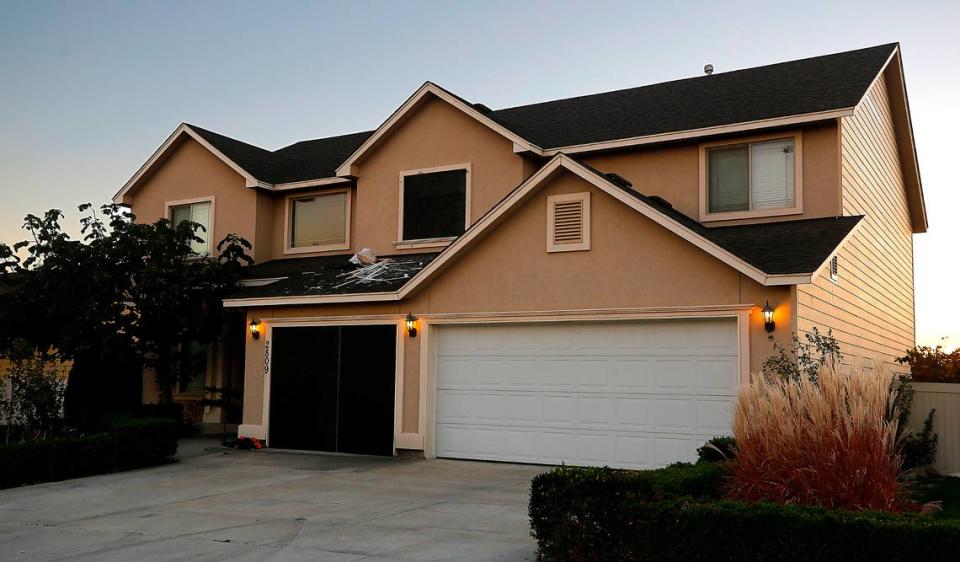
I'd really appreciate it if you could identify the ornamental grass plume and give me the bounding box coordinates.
[726,363,905,512]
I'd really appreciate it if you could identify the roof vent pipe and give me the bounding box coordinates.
[704,64,714,75]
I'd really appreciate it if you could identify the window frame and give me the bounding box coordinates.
[396,163,472,249]
[546,192,591,253]
[283,187,352,255]
[698,130,803,222]
[165,196,216,255]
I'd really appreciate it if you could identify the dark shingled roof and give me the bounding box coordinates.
[230,253,439,300]
[490,44,896,148]
[187,44,895,184]
[187,124,372,184]
[602,175,863,276]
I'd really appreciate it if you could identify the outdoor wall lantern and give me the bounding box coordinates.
[761,301,776,333]
[405,313,418,338]
[249,318,262,340]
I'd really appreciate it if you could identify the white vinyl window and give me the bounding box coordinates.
[170,200,212,254]
[289,191,349,251]
[707,139,796,214]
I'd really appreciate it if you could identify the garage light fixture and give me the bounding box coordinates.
[249,318,262,340]
[405,313,418,338]
[761,301,776,333]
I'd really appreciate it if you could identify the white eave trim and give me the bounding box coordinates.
[272,177,353,191]
[113,124,262,203]
[237,277,288,287]
[223,291,400,308]
[112,124,355,203]
[335,82,544,177]
[542,108,856,156]
[396,154,851,296]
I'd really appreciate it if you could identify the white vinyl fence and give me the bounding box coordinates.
[910,382,960,476]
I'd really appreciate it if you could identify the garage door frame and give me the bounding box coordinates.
[420,305,753,460]
[258,314,405,453]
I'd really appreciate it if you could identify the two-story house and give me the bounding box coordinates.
[115,43,925,469]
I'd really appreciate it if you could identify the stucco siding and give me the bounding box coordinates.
[797,74,915,370]
[240,170,795,441]
[123,137,259,257]
[581,122,842,226]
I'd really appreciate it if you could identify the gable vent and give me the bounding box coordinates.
[547,192,590,252]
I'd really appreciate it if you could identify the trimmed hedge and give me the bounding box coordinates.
[0,417,179,489]
[530,464,960,561]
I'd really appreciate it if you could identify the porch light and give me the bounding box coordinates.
[761,301,776,333]
[405,313,418,338]
[249,318,262,340]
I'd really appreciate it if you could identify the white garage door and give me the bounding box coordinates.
[435,318,740,469]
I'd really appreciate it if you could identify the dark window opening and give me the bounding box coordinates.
[402,169,467,240]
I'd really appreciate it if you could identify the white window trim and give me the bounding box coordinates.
[397,163,471,249]
[546,192,591,252]
[165,196,216,255]
[283,188,352,256]
[698,130,804,223]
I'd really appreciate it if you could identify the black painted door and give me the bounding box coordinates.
[338,325,396,455]
[268,325,395,455]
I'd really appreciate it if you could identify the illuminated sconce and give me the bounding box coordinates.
[405,312,418,338]
[761,301,776,333]
[249,318,262,340]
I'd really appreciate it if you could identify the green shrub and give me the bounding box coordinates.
[696,436,737,463]
[0,417,178,489]
[529,464,960,561]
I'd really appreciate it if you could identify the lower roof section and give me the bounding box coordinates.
[228,252,439,304]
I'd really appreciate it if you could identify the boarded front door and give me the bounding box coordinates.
[269,325,396,455]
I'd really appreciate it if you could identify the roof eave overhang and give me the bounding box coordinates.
[112,124,356,204]
[541,108,856,156]
[223,291,400,308]
[394,154,826,298]
[113,124,263,203]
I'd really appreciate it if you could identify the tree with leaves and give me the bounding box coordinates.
[0,203,251,416]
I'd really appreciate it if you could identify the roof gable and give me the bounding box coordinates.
[334,82,544,177]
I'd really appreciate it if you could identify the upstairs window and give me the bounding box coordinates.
[701,133,802,221]
[286,190,350,254]
[169,199,212,254]
[400,166,469,244]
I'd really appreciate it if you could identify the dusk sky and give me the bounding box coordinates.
[1,0,957,349]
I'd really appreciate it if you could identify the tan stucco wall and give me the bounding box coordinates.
[123,137,264,261]
[582,122,841,226]
[347,96,533,256]
[240,170,794,444]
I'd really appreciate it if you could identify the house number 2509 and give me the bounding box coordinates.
[263,340,271,376]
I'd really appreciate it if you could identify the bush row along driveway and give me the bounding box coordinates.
[0,439,543,561]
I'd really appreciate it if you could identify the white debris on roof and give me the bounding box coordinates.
[332,257,424,289]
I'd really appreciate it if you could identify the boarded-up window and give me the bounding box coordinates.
[547,192,590,252]
[402,169,467,240]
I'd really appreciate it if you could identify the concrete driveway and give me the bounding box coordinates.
[0,439,545,561]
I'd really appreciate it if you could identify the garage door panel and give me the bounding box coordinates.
[435,319,739,469]
[698,359,740,394]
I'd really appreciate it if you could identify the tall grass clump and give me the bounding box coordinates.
[727,364,905,512]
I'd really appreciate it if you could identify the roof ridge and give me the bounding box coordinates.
[492,43,897,114]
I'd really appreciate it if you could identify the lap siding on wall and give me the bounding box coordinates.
[798,74,915,370]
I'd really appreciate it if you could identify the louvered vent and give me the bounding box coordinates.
[553,200,584,245]
[547,193,590,252]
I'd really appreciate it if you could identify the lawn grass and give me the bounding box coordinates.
[911,477,960,519]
